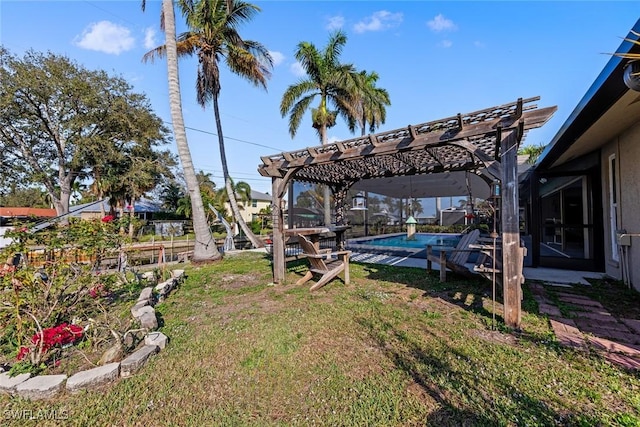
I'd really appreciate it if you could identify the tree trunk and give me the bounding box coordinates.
[320,124,331,226]
[128,199,135,239]
[163,0,221,262]
[212,96,264,248]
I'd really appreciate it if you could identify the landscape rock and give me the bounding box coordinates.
[155,279,174,296]
[15,375,66,400]
[137,287,154,304]
[141,271,155,282]
[99,343,124,365]
[120,345,159,377]
[132,303,154,319]
[138,311,158,330]
[145,332,168,350]
[66,363,120,393]
[171,269,185,280]
[0,372,31,393]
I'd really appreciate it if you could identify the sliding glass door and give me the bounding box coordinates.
[537,174,602,270]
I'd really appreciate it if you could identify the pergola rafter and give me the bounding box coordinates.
[258,96,557,328]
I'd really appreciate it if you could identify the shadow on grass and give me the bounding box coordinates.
[355,262,574,355]
[356,314,599,426]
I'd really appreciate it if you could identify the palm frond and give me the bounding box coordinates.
[288,95,316,138]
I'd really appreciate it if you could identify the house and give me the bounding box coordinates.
[524,19,640,291]
[0,207,57,249]
[68,198,163,221]
[224,190,272,225]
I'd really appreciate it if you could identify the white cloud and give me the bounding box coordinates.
[328,136,342,144]
[353,10,403,34]
[326,15,345,31]
[290,61,306,77]
[439,40,453,48]
[474,40,486,48]
[427,14,457,32]
[74,21,135,55]
[269,51,285,66]
[144,27,156,50]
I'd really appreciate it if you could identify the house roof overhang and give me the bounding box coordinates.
[259,97,556,197]
[536,19,640,171]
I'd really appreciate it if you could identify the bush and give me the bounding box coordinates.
[0,217,139,373]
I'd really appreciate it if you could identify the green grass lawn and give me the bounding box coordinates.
[2,252,639,426]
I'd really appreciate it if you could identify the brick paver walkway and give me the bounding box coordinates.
[529,282,640,370]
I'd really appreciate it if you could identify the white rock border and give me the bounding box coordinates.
[2,269,185,400]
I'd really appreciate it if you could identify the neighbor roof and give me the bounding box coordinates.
[0,207,57,218]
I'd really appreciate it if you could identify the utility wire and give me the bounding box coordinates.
[171,121,286,152]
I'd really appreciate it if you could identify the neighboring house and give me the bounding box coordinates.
[0,207,57,249]
[223,190,272,224]
[0,207,57,226]
[523,19,640,291]
[68,198,163,221]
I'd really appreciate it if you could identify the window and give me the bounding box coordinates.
[251,199,257,208]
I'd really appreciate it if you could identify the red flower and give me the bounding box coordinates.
[18,323,84,360]
[101,215,115,223]
[89,283,105,298]
[17,346,30,361]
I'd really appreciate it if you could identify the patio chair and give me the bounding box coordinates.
[427,229,481,281]
[295,234,351,291]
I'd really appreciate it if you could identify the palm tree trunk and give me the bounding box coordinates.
[163,0,221,262]
[212,96,264,248]
[320,124,331,226]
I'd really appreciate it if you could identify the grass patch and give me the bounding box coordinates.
[1,252,639,426]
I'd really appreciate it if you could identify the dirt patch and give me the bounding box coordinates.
[470,329,518,347]
[220,274,262,290]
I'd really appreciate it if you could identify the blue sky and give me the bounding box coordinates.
[1,1,638,199]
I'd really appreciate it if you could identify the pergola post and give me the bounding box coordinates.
[500,128,523,329]
[271,177,285,284]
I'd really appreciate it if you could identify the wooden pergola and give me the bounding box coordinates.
[258,97,556,328]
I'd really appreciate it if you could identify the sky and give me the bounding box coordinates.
[1,1,639,209]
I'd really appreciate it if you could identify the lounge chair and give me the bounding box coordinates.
[295,234,351,291]
[427,229,481,281]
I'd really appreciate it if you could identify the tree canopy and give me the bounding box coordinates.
[0,47,174,215]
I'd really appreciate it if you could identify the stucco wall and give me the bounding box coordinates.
[602,122,640,290]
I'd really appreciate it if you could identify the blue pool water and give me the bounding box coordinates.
[351,233,462,249]
[354,233,461,249]
[348,233,479,262]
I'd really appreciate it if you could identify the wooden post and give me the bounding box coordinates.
[440,250,447,282]
[427,245,433,271]
[500,129,522,329]
[272,177,285,284]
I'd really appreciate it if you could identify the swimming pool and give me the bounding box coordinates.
[347,233,463,259]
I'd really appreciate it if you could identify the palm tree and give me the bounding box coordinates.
[215,178,251,226]
[144,0,270,249]
[350,70,391,136]
[280,30,358,226]
[518,143,546,164]
[142,0,222,262]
